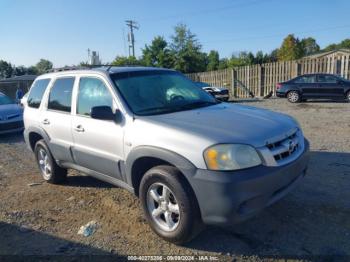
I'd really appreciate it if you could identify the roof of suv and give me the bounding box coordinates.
[37,66,174,79]
[103,66,173,74]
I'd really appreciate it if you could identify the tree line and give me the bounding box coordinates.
[0,59,53,79]
[1,24,350,78]
[112,24,350,73]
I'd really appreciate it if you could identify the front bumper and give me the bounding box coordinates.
[214,94,229,100]
[0,120,24,135]
[189,139,310,225]
[207,90,229,100]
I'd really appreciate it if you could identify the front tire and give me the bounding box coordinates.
[346,90,350,102]
[139,165,202,244]
[34,140,67,184]
[287,91,301,103]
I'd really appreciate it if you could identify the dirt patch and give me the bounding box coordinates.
[0,99,349,260]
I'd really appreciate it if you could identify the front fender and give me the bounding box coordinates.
[125,145,198,186]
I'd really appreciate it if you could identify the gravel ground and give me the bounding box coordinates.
[0,99,349,261]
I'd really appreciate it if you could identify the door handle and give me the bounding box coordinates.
[42,119,50,125]
[74,125,85,132]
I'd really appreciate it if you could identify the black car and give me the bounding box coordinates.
[194,81,229,101]
[276,73,350,103]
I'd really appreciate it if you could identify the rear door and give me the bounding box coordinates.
[294,75,318,98]
[317,75,344,98]
[24,78,51,130]
[71,76,124,179]
[40,77,75,163]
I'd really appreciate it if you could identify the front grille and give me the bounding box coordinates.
[0,121,24,131]
[266,131,300,164]
[221,89,229,95]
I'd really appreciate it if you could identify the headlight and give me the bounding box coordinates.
[204,144,262,171]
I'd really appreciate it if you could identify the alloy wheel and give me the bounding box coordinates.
[147,182,180,232]
[38,148,51,179]
[288,92,299,103]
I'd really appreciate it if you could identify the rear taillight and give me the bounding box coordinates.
[276,83,282,90]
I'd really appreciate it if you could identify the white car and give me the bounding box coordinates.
[195,81,229,101]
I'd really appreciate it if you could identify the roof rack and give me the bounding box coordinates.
[47,64,115,73]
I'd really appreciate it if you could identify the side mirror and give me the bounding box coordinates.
[91,106,122,123]
[337,80,344,85]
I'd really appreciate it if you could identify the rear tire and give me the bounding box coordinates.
[287,91,301,103]
[139,165,202,244]
[34,140,67,184]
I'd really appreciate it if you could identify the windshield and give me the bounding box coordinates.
[0,94,15,105]
[111,70,219,116]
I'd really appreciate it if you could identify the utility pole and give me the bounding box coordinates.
[87,48,91,64]
[125,20,139,57]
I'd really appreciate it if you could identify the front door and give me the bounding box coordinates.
[71,76,124,179]
[317,75,344,98]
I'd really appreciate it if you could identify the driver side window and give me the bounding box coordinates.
[318,75,337,83]
[77,77,113,116]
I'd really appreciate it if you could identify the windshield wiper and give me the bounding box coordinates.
[137,106,176,114]
[179,101,220,110]
[136,101,220,115]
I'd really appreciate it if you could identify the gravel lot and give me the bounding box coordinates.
[0,99,349,261]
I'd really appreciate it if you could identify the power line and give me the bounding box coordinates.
[125,20,139,57]
[201,24,350,44]
[137,0,275,22]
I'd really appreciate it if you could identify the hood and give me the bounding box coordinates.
[143,103,299,148]
[0,103,23,119]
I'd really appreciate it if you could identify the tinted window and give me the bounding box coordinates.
[294,76,316,83]
[27,79,50,108]
[77,77,113,116]
[318,75,338,83]
[48,78,74,112]
[0,94,15,105]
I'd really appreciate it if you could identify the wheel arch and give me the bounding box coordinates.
[125,146,198,196]
[286,89,301,95]
[25,126,51,151]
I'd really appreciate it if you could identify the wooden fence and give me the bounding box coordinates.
[187,54,350,98]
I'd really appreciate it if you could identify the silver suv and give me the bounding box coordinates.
[24,67,309,244]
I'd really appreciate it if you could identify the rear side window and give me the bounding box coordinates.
[27,79,50,108]
[77,77,113,116]
[294,76,316,83]
[48,77,75,113]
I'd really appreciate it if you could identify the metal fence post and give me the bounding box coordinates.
[258,65,265,97]
[231,68,237,98]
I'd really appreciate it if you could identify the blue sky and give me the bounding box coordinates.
[0,0,349,67]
